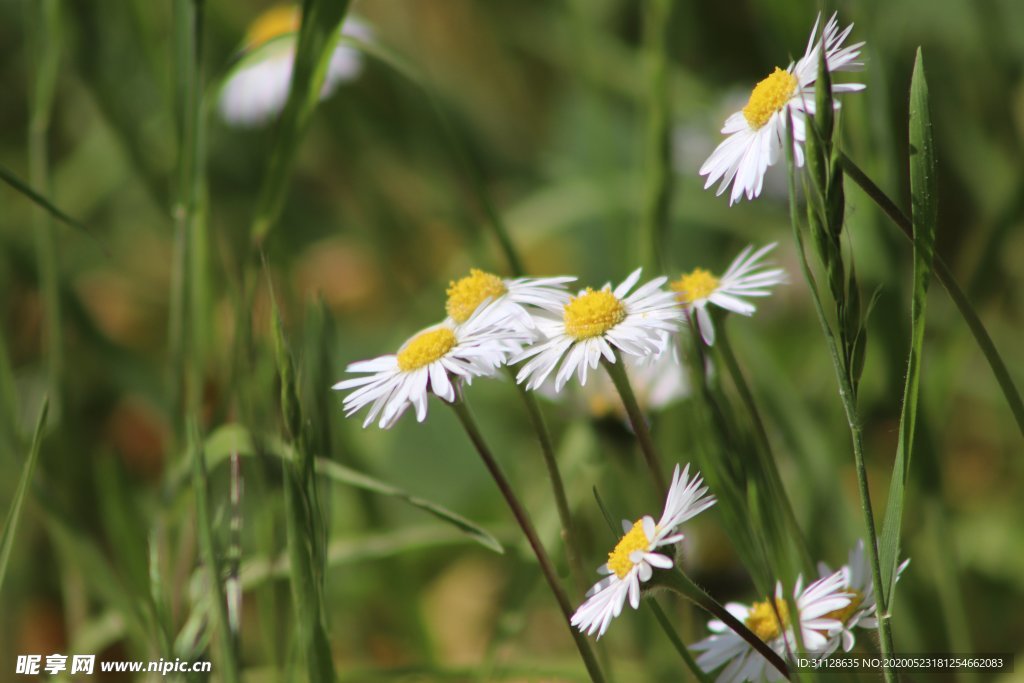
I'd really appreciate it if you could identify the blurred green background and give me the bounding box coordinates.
[1,0,1022,680]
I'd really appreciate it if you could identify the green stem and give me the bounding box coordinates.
[29,0,62,419]
[170,0,208,425]
[654,569,790,680]
[450,398,606,683]
[639,0,673,274]
[189,420,241,683]
[510,372,588,594]
[787,131,896,682]
[840,152,1024,438]
[648,601,712,683]
[715,322,814,576]
[601,352,669,497]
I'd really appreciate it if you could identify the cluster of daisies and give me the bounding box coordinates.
[236,6,894,681]
[574,464,907,680]
[333,244,784,429]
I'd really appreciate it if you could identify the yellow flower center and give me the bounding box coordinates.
[670,268,720,304]
[563,288,626,340]
[607,520,651,579]
[246,5,300,48]
[396,328,457,372]
[822,589,864,625]
[445,269,508,323]
[743,67,799,129]
[745,597,791,642]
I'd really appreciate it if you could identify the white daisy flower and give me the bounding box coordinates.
[699,12,865,205]
[332,303,522,429]
[443,268,576,335]
[671,243,786,346]
[578,347,690,418]
[514,269,685,392]
[219,6,372,127]
[691,571,853,683]
[571,464,716,638]
[817,540,910,654]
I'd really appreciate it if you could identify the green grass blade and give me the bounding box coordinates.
[0,398,48,595]
[0,328,19,451]
[167,422,503,555]
[169,0,210,424]
[189,420,241,683]
[268,285,336,683]
[638,0,673,273]
[316,458,503,554]
[840,153,1024,438]
[879,48,937,601]
[648,600,712,683]
[42,509,152,648]
[250,0,351,245]
[0,163,99,245]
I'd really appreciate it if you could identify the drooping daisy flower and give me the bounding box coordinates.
[514,269,684,392]
[219,5,372,127]
[571,464,715,638]
[444,268,575,335]
[699,13,864,205]
[578,347,690,418]
[817,540,910,654]
[691,571,852,683]
[332,303,522,429]
[671,243,786,346]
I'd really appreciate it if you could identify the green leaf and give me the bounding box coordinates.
[316,459,503,555]
[839,154,1024,437]
[169,422,503,555]
[879,48,937,603]
[0,398,48,595]
[250,0,352,245]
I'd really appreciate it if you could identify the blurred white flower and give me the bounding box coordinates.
[691,571,853,682]
[818,540,910,654]
[219,6,372,127]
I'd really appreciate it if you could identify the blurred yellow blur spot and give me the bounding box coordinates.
[246,5,299,49]
[671,268,720,304]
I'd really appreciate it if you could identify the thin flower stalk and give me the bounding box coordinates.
[601,352,669,497]
[450,398,607,683]
[784,114,897,682]
[511,374,588,594]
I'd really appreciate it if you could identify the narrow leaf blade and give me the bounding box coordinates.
[879,47,937,601]
[250,0,351,244]
[316,458,503,554]
[0,398,48,594]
